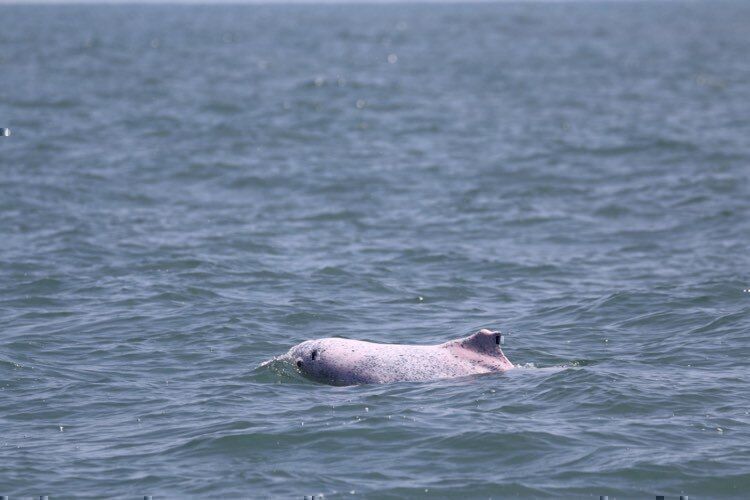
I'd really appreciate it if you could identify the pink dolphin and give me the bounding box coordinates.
[286,329,513,385]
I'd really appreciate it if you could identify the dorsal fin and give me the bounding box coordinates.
[441,329,503,354]
[441,329,513,371]
[461,329,503,354]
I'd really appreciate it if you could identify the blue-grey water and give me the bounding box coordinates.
[2,2,750,498]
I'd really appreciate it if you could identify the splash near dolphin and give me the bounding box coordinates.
[283,329,513,385]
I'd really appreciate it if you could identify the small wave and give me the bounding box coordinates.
[255,354,306,384]
[512,358,595,372]
[511,363,572,373]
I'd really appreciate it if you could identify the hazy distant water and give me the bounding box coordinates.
[2,2,750,498]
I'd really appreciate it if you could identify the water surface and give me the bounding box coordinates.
[1,2,749,497]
